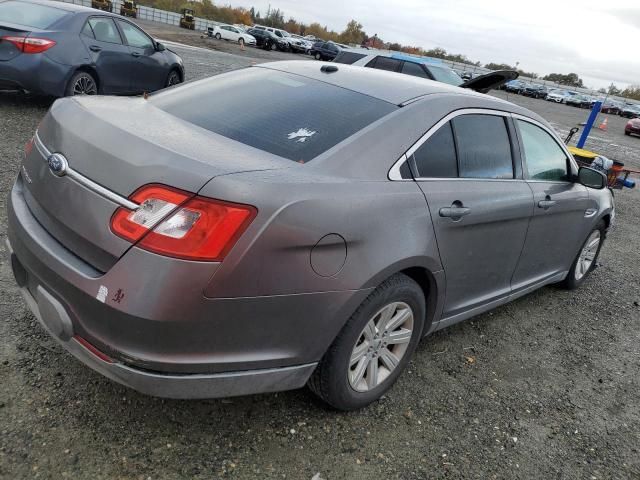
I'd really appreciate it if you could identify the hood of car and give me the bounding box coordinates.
[461,70,519,93]
[629,118,640,126]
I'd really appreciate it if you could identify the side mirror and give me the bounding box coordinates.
[155,42,166,52]
[577,166,607,189]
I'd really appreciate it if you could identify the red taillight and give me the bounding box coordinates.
[110,184,257,261]
[111,184,191,242]
[2,36,56,54]
[24,137,34,157]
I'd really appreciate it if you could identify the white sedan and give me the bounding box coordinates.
[209,25,256,46]
[546,90,569,103]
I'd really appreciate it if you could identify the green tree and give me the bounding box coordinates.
[621,85,640,101]
[485,62,513,70]
[543,72,584,87]
[339,19,365,45]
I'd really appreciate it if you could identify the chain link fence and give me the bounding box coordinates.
[57,0,222,32]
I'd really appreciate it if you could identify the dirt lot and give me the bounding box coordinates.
[0,35,639,480]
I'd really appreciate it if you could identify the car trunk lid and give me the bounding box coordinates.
[23,96,289,272]
[0,24,29,61]
[461,70,519,93]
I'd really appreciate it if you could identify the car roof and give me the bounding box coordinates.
[257,61,496,105]
[17,0,97,13]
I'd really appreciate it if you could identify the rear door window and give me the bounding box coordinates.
[88,17,122,44]
[412,122,457,178]
[425,65,463,86]
[517,120,569,181]
[81,21,95,39]
[0,0,70,28]
[151,68,397,163]
[366,56,402,72]
[401,61,428,78]
[452,114,514,179]
[333,51,366,64]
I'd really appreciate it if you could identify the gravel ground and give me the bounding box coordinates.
[1,38,639,480]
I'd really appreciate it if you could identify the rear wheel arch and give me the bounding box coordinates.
[70,65,100,92]
[358,258,442,335]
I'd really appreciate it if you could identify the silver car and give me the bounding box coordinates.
[7,61,613,410]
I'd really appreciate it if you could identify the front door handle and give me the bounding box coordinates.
[89,45,102,52]
[538,196,556,210]
[131,51,141,57]
[439,201,471,220]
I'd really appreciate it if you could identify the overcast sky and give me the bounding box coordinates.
[226,0,639,89]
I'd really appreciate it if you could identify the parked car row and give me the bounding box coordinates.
[502,80,638,117]
[206,23,314,54]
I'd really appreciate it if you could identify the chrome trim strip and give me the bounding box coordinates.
[66,169,139,210]
[34,132,139,211]
[34,131,50,158]
[388,108,513,181]
[413,177,527,182]
[388,154,410,181]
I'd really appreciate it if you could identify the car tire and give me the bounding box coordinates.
[314,52,322,60]
[65,70,98,96]
[625,131,630,136]
[166,69,181,88]
[215,33,221,40]
[308,273,426,411]
[561,220,606,290]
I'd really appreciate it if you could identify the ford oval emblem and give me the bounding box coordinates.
[47,153,68,177]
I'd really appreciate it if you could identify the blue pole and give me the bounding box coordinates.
[577,101,602,149]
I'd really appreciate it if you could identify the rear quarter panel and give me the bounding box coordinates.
[200,169,442,298]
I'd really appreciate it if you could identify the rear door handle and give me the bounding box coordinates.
[89,45,102,52]
[439,203,471,219]
[131,51,141,57]
[537,199,557,209]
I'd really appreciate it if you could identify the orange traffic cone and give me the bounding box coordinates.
[598,117,608,131]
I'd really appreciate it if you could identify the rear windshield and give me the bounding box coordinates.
[426,65,463,86]
[333,51,367,64]
[0,1,70,29]
[152,68,397,162]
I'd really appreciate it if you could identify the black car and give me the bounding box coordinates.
[521,84,548,99]
[310,41,342,61]
[0,0,183,97]
[620,105,640,118]
[504,80,526,93]
[566,95,592,108]
[245,28,288,51]
[600,101,622,115]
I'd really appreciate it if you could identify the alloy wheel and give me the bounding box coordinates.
[167,71,180,87]
[348,302,414,392]
[73,75,97,95]
[575,230,600,280]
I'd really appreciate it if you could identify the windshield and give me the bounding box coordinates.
[426,65,464,86]
[0,0,70,28]
[152,68,397,163]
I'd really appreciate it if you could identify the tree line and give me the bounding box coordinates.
[142,0,638,98]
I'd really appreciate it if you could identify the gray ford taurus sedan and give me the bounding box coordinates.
[7,61,614,410]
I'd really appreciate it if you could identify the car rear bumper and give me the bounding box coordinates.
[6,253,316,399]
[7,175,370,397]
[0,53,71,96]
